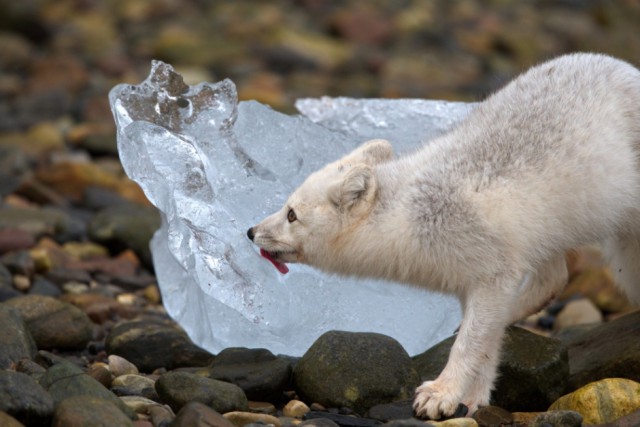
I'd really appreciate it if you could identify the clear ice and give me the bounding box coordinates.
[109,61,474,356]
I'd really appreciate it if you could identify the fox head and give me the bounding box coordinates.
[247,139,394,272]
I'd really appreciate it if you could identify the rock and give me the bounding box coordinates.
[120,395,159,414]
[223,411,282,427]
[284,399,310,418]
[53,395,135,427]
[413,327,568,412]
[1,250,35,276]
[172,401,234,427]
[382,420,424,427]
[299,418,341,427]
[207,347,292,402]
[12,275,30,292]
[29,275,62,297]
[0,305,37,369]
[367,399,414,422]
[594,409,640,427]
[566,310,640,390]
[0,206,84,243]
[105,318,214,372]
[548,378,640,425]
[302,411,380,427]
[5,294,93,350]
[471,406,512,427]
[491,327,568,411]
[294,331,420,414]
[554,298,603,330]
[87,363,112,388]
[148,404,175,427]
[249,401,276,414]
[155,371,249,414]
[533,410,582,427]
[39,361,136,420]
[108,354,139,376]
[111,374,157,399]
[0,228,36,254]
[88,204,161,270]
[0,411,24,427]
[427,419,479,427]
[0,370,54,425]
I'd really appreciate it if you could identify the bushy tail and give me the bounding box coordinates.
[603,235,640,304]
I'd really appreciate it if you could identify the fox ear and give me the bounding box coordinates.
[329,164,377,211]
[346,139,393,166]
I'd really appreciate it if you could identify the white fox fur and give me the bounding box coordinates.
[248,53,640,419]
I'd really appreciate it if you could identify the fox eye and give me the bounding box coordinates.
[287,209,297,223]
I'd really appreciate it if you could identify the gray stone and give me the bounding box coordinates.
[39,361,136,420]
[0,305,37,369]
[533,410,582,427]
[294,331,420,415]
[207,347,292,402]
[155,371,249,414]
[367,399,414,422]
[566,310,640,390]
[413,326,568,412]
[88,204,160,269]
[299,418,341,427]
[173,401,235,427]
[0,264,21,301]
[105,318,214,372]
[0,370,54,425]
[0,206,84,243]
[53,395,135,427]
[303,411,381,427]
[5,295,93,350]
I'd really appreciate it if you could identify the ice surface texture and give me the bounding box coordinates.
[109,61,474,356]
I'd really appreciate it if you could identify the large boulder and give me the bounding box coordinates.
[293,331,420,414]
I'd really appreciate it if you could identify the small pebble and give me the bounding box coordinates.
[109,354,139,376]
[283,399,310,418]
[13,274,30,291]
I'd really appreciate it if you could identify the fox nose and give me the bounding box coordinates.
[247,227,255,241]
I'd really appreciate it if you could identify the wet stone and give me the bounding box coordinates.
[566,310,640,390]
[207,347,292,403]
[88,204,161,270]
[367,399,414,422]
[53,395,135,427]
[1,250,35,276]
[5,294,93,350]
[39,360,136,420]
[472,406,513,427]
[0,370,54,426]
[0,305,37,369]
[0,228,36,254]
[533,410,582,427]
[294,331,420,414]
[172,401,234,427]
[106,318,214,372]
[303,411,381,427]
[155,371,249,414]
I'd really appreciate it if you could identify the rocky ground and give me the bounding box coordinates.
[1,1,640,426]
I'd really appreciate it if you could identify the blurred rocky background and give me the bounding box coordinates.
[1,1,640,426]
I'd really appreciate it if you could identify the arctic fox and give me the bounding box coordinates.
[247,53,640,419]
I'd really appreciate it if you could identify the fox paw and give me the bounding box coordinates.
[413,380,464,420]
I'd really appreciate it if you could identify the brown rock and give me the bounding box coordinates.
[472,405,513,427]
[223,411,281,427]
[53,395,134,427]
[5,295,93,350]
[172,401,234,427]
[108,354,139,377]
[0,229,36,254]
[283,399,310,418]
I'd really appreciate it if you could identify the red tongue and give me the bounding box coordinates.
[260,248,289,274]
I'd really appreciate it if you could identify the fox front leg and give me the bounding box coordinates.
[413,282,515,419]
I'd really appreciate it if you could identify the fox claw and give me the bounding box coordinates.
[413,381,463,420]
